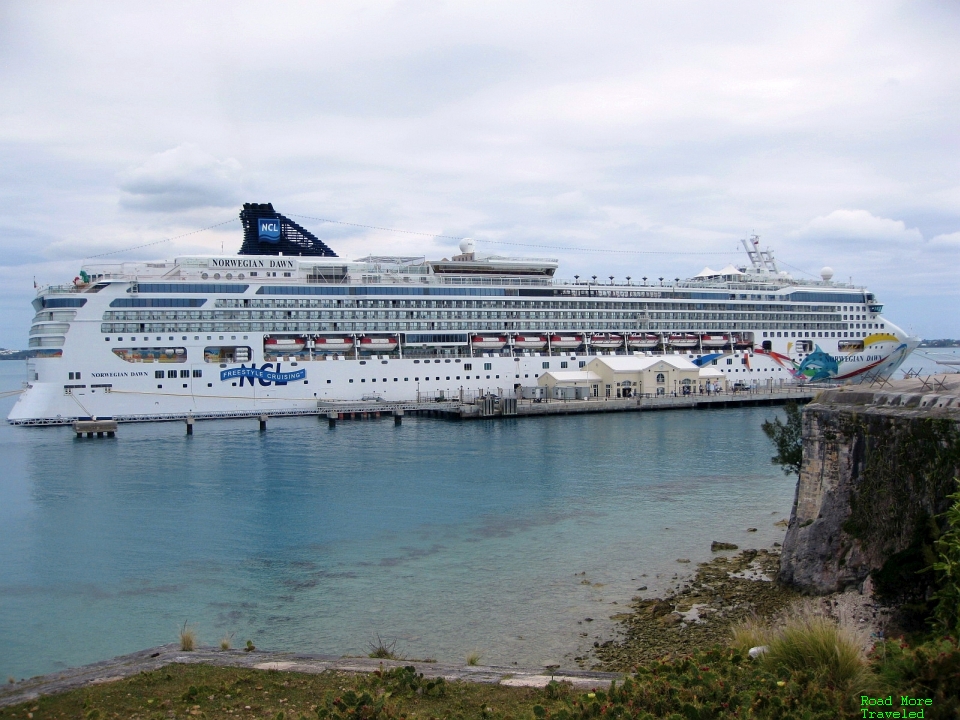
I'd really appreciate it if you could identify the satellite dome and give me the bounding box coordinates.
[820,266,834,282]
[459,238,475,254]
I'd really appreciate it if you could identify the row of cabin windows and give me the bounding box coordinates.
[215,297,861,313]
[337,373,544,384]
[154,370,203,379]
[762,327,882,339]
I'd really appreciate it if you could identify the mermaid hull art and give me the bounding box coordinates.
[754,334,917,382]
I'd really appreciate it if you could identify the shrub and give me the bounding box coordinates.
[931,491,960,638]
[868,637,960,719]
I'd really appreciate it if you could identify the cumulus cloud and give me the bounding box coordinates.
[792,209,923,245]
[118,144,242,212]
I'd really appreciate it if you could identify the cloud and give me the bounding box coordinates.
[118,144,242,212]
[928,231,960,250]
[792,209,923,245]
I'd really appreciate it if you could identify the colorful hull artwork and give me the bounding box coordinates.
[755,334,913,381]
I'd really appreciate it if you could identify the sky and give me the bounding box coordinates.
[0,1,958,347]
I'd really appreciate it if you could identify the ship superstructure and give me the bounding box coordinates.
[9,205,918,424]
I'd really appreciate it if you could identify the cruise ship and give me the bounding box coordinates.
[9,203,918,425]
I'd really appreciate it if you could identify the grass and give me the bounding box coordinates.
[179,620,196,652]
[219,633,233,651]
[0,650,860,720]
[466,650,482,666]
[730,615,777,655]
[367,633,401,660]
[766,613,868,689]
[731,605,873,694]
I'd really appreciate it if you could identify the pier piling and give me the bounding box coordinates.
[186,416,194,435]
[328,412,337,427]
[259,415,268,432]
[394,409,403,425]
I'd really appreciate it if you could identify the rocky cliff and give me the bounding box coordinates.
[779,375,960,595]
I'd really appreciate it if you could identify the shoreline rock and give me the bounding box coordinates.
[587,548,799,671]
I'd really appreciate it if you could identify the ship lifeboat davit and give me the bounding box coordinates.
[314,337,354,353]
[700,334,730,348]
[590,334,623,349]
[265,336,306,353]
[549,334,584,349]
[471,335,507,350]
[627,334,660,349]
[513,335,548,350]
[359,336,399,353]
[668,333,699,348]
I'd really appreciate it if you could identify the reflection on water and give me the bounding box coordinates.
[1,361,801,678]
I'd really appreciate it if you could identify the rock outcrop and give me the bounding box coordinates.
[779,374,960,594]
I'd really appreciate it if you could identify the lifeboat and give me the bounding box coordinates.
[513,335,548,350]
[313,337,354,353]
[549,334,584,349]
[359,336,399,353]
[627,334,660,349]
[699,334,730,348]
[471,335,507,350]
[590,334,623,349]
[668,333,699,348]
[264,336,306,353]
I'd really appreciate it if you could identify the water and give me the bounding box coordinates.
[12,355,952,682]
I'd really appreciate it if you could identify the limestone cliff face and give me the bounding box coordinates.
[779,377,960,594]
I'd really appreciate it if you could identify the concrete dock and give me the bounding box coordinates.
[317,387,819,422]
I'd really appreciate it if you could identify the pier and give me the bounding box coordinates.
[317,387,819,422]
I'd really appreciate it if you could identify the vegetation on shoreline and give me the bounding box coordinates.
[3,637,959,720]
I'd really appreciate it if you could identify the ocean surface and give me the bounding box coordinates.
[2,351,957,681]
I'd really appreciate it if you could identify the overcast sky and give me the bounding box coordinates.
[1,1,958,347]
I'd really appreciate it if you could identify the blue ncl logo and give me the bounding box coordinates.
[258,218,281,243]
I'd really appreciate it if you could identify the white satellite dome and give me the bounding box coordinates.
[459,238,475,254]
[820,266,834,282]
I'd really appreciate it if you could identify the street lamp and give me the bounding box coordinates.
[626,276,631,285]
[609,275,614,285]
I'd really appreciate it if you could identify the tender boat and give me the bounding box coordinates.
[314,337,354,353]
[627,334,660,349]
[699,334,730,348]
[471,335,508,350]
[549,334,584,349]
[359,336,399,353]
[591,334,624,349]
[513,335,548,350]
[668,333,699,348]
[264,336,306,353]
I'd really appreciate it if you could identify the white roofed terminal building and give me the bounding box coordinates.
[538,354,727,399]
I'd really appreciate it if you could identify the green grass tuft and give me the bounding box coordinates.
[466,650,482,666]
[179,620,197,652]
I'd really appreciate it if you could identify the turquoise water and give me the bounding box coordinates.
[1,361,803,680]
